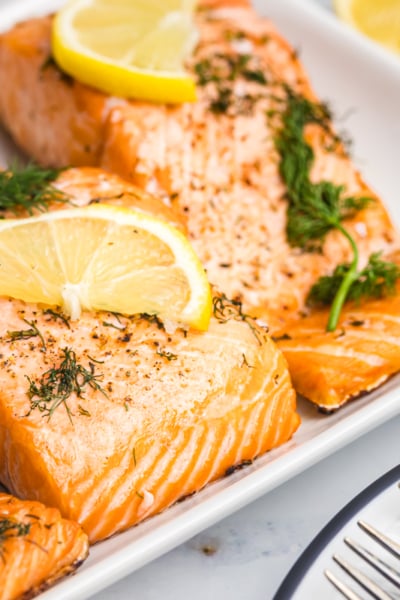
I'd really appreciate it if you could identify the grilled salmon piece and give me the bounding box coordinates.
[0,493,88,600]
[275,275,400,410]
[0,167,299,542]
[0,3,398,411]
[0,297,299,543]
[0,5,396,324]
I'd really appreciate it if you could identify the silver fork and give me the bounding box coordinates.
[325,520,400,599]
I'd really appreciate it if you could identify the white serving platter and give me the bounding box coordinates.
[0,0,399,598]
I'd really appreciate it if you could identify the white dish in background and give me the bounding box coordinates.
[0,1,399,599]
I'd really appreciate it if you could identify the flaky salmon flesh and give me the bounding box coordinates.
[0,168,299,546]
[0,0,399,410]
[0,493,89,600]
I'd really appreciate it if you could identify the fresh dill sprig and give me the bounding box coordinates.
[0,518,31,564]
[0,163,68,215]
[273,88,395,331]
[275,89,372,250]
[26,347,107,422]
[308,252,400,311]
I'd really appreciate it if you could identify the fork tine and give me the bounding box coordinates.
[333,554,395,600]
[358,521,400,559]
[345,537,400,588]
[324,569,364,600]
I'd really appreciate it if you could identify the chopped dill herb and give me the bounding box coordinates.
[273,87,388,331]
[43,309,71,329]
[308,252,400,308]
[26,347,107,422]
[7,319,46,350]
[212,293,266,345]
[102,312,126,331]
[136,491,144,500]
[86,354,105,365]
[194,52,267,115]
[0,163,69,215]
[132,447,137,466]
[139,313,165,330]
[243,69,267,85]
[194,58,220,86]
[102,321,125,330]
[210,86,233,114]
[0,518,31,564]
[156,348,178,361]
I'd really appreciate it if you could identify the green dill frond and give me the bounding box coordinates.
[0,163,69,215]
[349,253,400,302]
[340,195,374,218]
[307,263,351,306]
[273,86,382,331]
[285,182,344,249]
[307,253,400,308]
[274,89,371,250]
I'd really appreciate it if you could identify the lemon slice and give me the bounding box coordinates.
[0,204,212,330]
[334,0,400,54]
[52,0,198,103]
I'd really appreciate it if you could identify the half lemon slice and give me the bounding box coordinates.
[334,0,400,54]
[0,204,212,330]
[52,0,198,102]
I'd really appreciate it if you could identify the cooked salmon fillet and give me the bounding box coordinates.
[0,0,398,411]
[0,4,396,323]
[0,167,299,543]
[274,273,400,410]
[0,493,88,600]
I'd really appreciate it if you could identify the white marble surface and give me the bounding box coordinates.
[0,0,399,599]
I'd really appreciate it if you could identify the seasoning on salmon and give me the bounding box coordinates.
[0,493,89,600]
[0,0,398,410]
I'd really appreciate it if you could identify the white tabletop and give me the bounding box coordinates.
[0,0,398,598]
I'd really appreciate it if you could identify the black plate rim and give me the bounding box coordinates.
[272,463,400,599]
